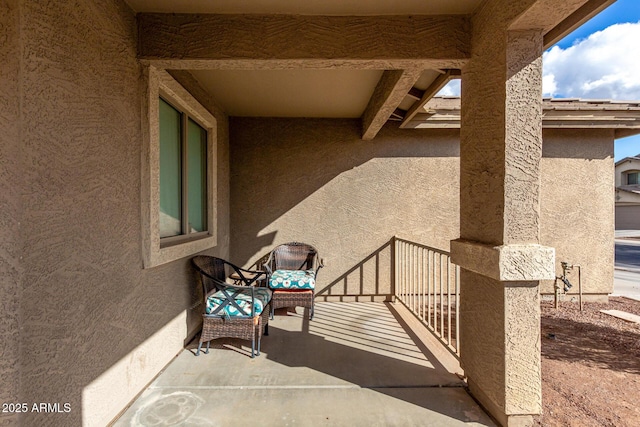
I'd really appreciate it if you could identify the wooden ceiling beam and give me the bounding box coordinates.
[362,69,422,140]
[400,69,460,129]
[543,0,616,48]
[407,87,424,100]
[391,108,407,119]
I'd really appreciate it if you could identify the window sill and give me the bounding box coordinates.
[144,234,217,268]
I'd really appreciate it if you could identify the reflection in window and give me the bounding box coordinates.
[159,97,208,241]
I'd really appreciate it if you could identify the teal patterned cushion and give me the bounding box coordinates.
[269,269,316,290]
[205,287,272,317]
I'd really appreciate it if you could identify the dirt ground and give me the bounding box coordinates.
[534,297,640,426]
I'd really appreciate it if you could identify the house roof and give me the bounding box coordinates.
[615,155,640,167]
[616,187,640,206]
[618,187,640,196]
[402,97,640,138]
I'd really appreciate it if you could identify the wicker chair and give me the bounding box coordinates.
[264,242,324,320]
[191,256,271,358]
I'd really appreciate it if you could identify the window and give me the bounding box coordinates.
[628,172,639,185]
[159,98,208,243]
[142,67,217,268]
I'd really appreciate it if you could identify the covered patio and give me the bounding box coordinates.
[113,302,495,426]
[2,1,629,426]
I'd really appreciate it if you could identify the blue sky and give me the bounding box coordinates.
[439,0,640,161]
[548,0,640,161]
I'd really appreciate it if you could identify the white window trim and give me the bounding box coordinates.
[626,170,639,185]
[142,66,217,268]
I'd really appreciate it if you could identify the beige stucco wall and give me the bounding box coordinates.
[5,1,231,426]
[231,121,614,299]
[614,157,640,229]
[540,129,615,296]
[615,158,640,187]
[0,1,23,426]
[230,119,460,299]
[616,190,640,205]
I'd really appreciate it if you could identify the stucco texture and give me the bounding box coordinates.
[230,120,614,301]
[460,272,542,416]
[1,1,617,425]
[615,158,640,187]
[8,1,230,426]
[0,1,23,425]
[540,129,615,295]
[230,119,460,299]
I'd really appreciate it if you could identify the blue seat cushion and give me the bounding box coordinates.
[205,287,272,317]
[269,269,316,290]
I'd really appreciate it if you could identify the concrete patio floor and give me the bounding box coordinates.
[112,302,495,426]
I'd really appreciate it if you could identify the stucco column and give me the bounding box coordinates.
[451,27,555,427]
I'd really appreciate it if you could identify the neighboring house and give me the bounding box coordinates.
[3,1,639,427]
[615,155,640,230]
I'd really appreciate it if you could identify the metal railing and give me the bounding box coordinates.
[394,237,460,356]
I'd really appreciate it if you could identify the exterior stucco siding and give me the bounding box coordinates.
[0,1,23,425]
[615,158,640,187]
[13,1,230,426]
[230,120,614,299]
[540,129,615,295]
[1,2,618,424]
[230,119,460,299]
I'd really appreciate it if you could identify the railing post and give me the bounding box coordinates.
[447,256,452,347]
[391,238,461,357]
[391,236,397,300]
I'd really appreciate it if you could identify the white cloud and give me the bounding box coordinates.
[434,22,640,101]
[436,79,461,96]
[543,22,640,100]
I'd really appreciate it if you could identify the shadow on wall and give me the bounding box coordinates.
[542,129,612,160]
[316,239,395,301]
[241,238,395,300]
[229,118,460,266]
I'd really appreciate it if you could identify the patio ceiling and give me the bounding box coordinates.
[128,0,615,139]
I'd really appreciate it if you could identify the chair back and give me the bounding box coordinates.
[192,256,228,296]
[269,242,318,271]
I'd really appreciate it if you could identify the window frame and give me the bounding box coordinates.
[627,171,639,185]
[142,67,217,268]
[158,96,209,245]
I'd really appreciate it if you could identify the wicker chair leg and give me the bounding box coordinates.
[205,341,210,354]
[196,341,203,356]
[251,338,256,358]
